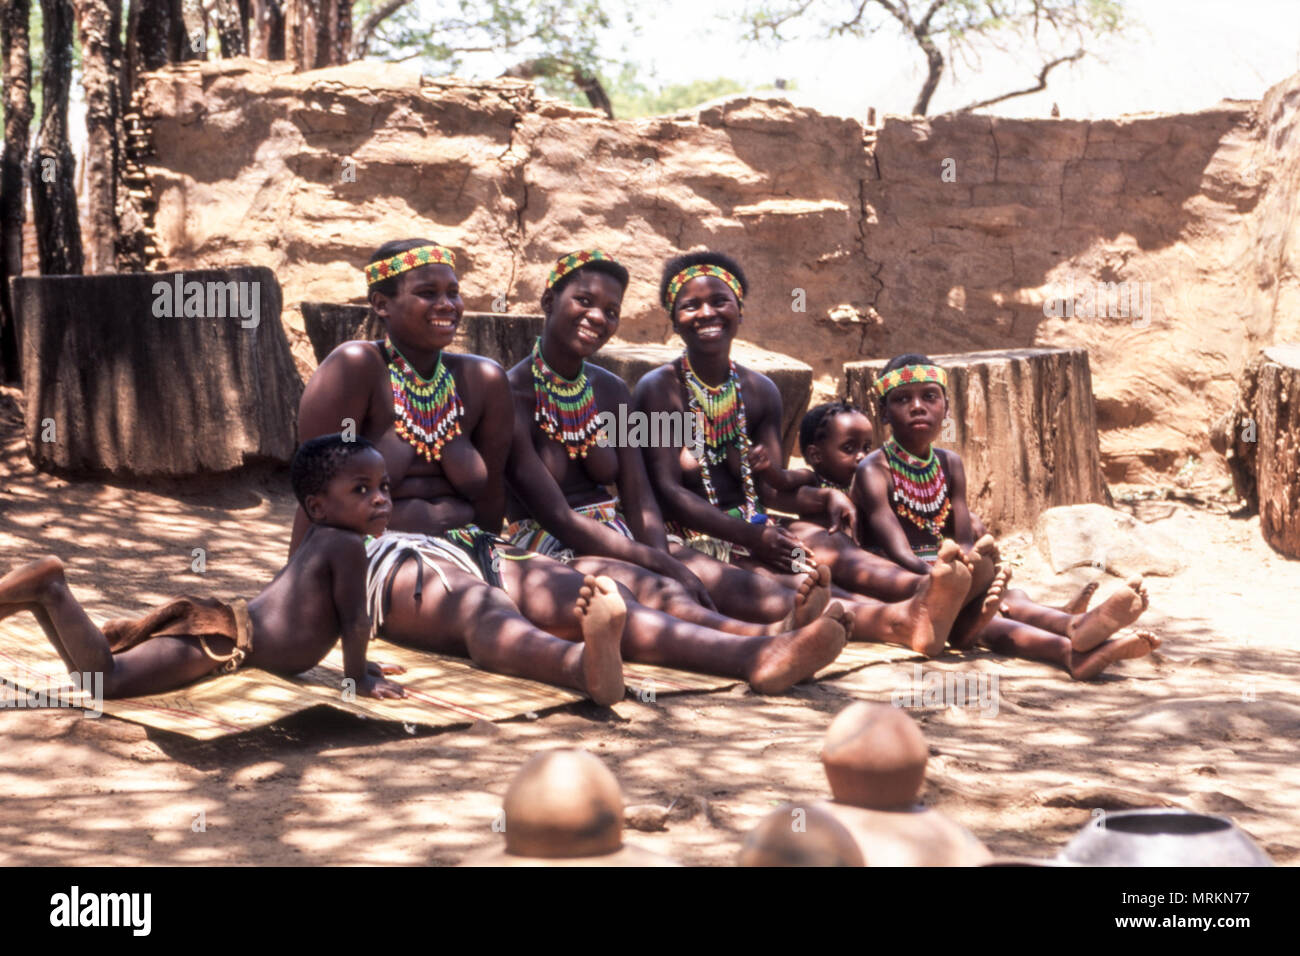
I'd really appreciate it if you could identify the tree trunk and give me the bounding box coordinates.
[75,0,120,274]
[30,0,83,276]
[844,347,1110,534]
[214,0,245,56]
[134,0,173,70]
[13,268,303,477]
[1222,345,1300,557]
[250,0,284,59]
[0,0,33,382]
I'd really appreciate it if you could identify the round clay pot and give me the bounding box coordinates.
[1059,809,1273,867]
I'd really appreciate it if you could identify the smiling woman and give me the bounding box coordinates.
[290,239,853,699]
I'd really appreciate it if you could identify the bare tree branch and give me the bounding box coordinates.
[952,47,1083,111]
[352,0,412,58]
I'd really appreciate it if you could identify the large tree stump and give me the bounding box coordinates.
[1219,345,1300,557]
[301,301,544,369]
[844,347,1108,533]
[591,341,813,465]
[14,267,302,477]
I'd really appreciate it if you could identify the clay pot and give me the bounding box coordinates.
[821,701,928,810]
[738,803,865,867]
[1060,809,1273,867]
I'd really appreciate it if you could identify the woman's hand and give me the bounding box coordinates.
[753,523,812,572]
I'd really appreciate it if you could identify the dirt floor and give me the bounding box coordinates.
[1,385,1297,866]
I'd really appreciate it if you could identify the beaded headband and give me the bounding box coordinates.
[547,249,618,290]
[365,244,457,287]
[874,364,948,398]
[664,263,744,310]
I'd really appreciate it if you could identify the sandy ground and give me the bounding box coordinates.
[1,385,1297,866]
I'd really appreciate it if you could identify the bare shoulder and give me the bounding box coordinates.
[317,340,385,378]
[294,524,367,567]
[587,362,633,403]
[446,351,506,384]
[936,447,966,474]
[633,363,681,408]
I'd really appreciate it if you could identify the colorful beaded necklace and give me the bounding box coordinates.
[531,338,603,459]
[817,474,851,495]
[680,352,760,520]
[882,437,950,539]
[384,336,463,462]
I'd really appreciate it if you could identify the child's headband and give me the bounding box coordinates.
[547,249,619,290]
[365,244,457,287]
[875,364,948,398]
[664,263,744,310]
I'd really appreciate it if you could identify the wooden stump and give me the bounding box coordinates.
[844,347,1108,533]
[591,340,813,465]
[14,268,303,477]
[301,301,544,370]
[1221,345,1300,557]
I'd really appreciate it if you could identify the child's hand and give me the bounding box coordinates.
[367,660,406,677]
[825,489,857,539]
[360,674,406,699]
[746,445,775,476]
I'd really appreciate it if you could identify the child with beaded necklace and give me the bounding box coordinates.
[852,354,1161,679]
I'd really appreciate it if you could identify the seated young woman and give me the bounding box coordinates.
[293,238,849,700]
[850,353,1159,679]
[633,250,978,656]
[501,250,838,638]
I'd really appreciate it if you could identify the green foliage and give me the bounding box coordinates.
[365,0,619,78]
[538,66,753,118]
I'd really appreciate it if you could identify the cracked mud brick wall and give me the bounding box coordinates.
[139,59,1300,480]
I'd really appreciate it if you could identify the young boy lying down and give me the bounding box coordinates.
[0,434,405,699]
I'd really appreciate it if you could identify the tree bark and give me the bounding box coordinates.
[214,0,245,55]
[1,0,33,382]
[14,268,303,477]
[134,0,174,70]
[1222,345,1300,557]
[845,347,1110,533]
[75,0,121,274]
[30,0,83,276]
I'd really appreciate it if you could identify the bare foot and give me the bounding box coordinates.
[575,575,627,705]
[770,565,832,634]
[1066,577,1149,653]
[748,602,849,694]
[1060,580,1100,615]
[950,565,1011,650]
[1070,629,1159,680]
[963,534,998,601]
[860,540,971,657]
[0,556,65,606]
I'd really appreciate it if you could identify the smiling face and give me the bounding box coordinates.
[882,381,948,452]
[304,447,393,536]
[542,269,623,358]
[371,263,462,353]
[806,411,874,487]
[672,275,741,354]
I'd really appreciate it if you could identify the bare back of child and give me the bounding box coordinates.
[0,436,405,700]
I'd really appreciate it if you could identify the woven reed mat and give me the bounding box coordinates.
[0,607,923,740]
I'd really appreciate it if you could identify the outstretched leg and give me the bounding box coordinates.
[498,551,847,693]
[784,520,925,602]
[1001,577,1149,652]
[949,565,1011,650]
[0,556,225,697]
[380,559,626,704]
[978,617,1160,680]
